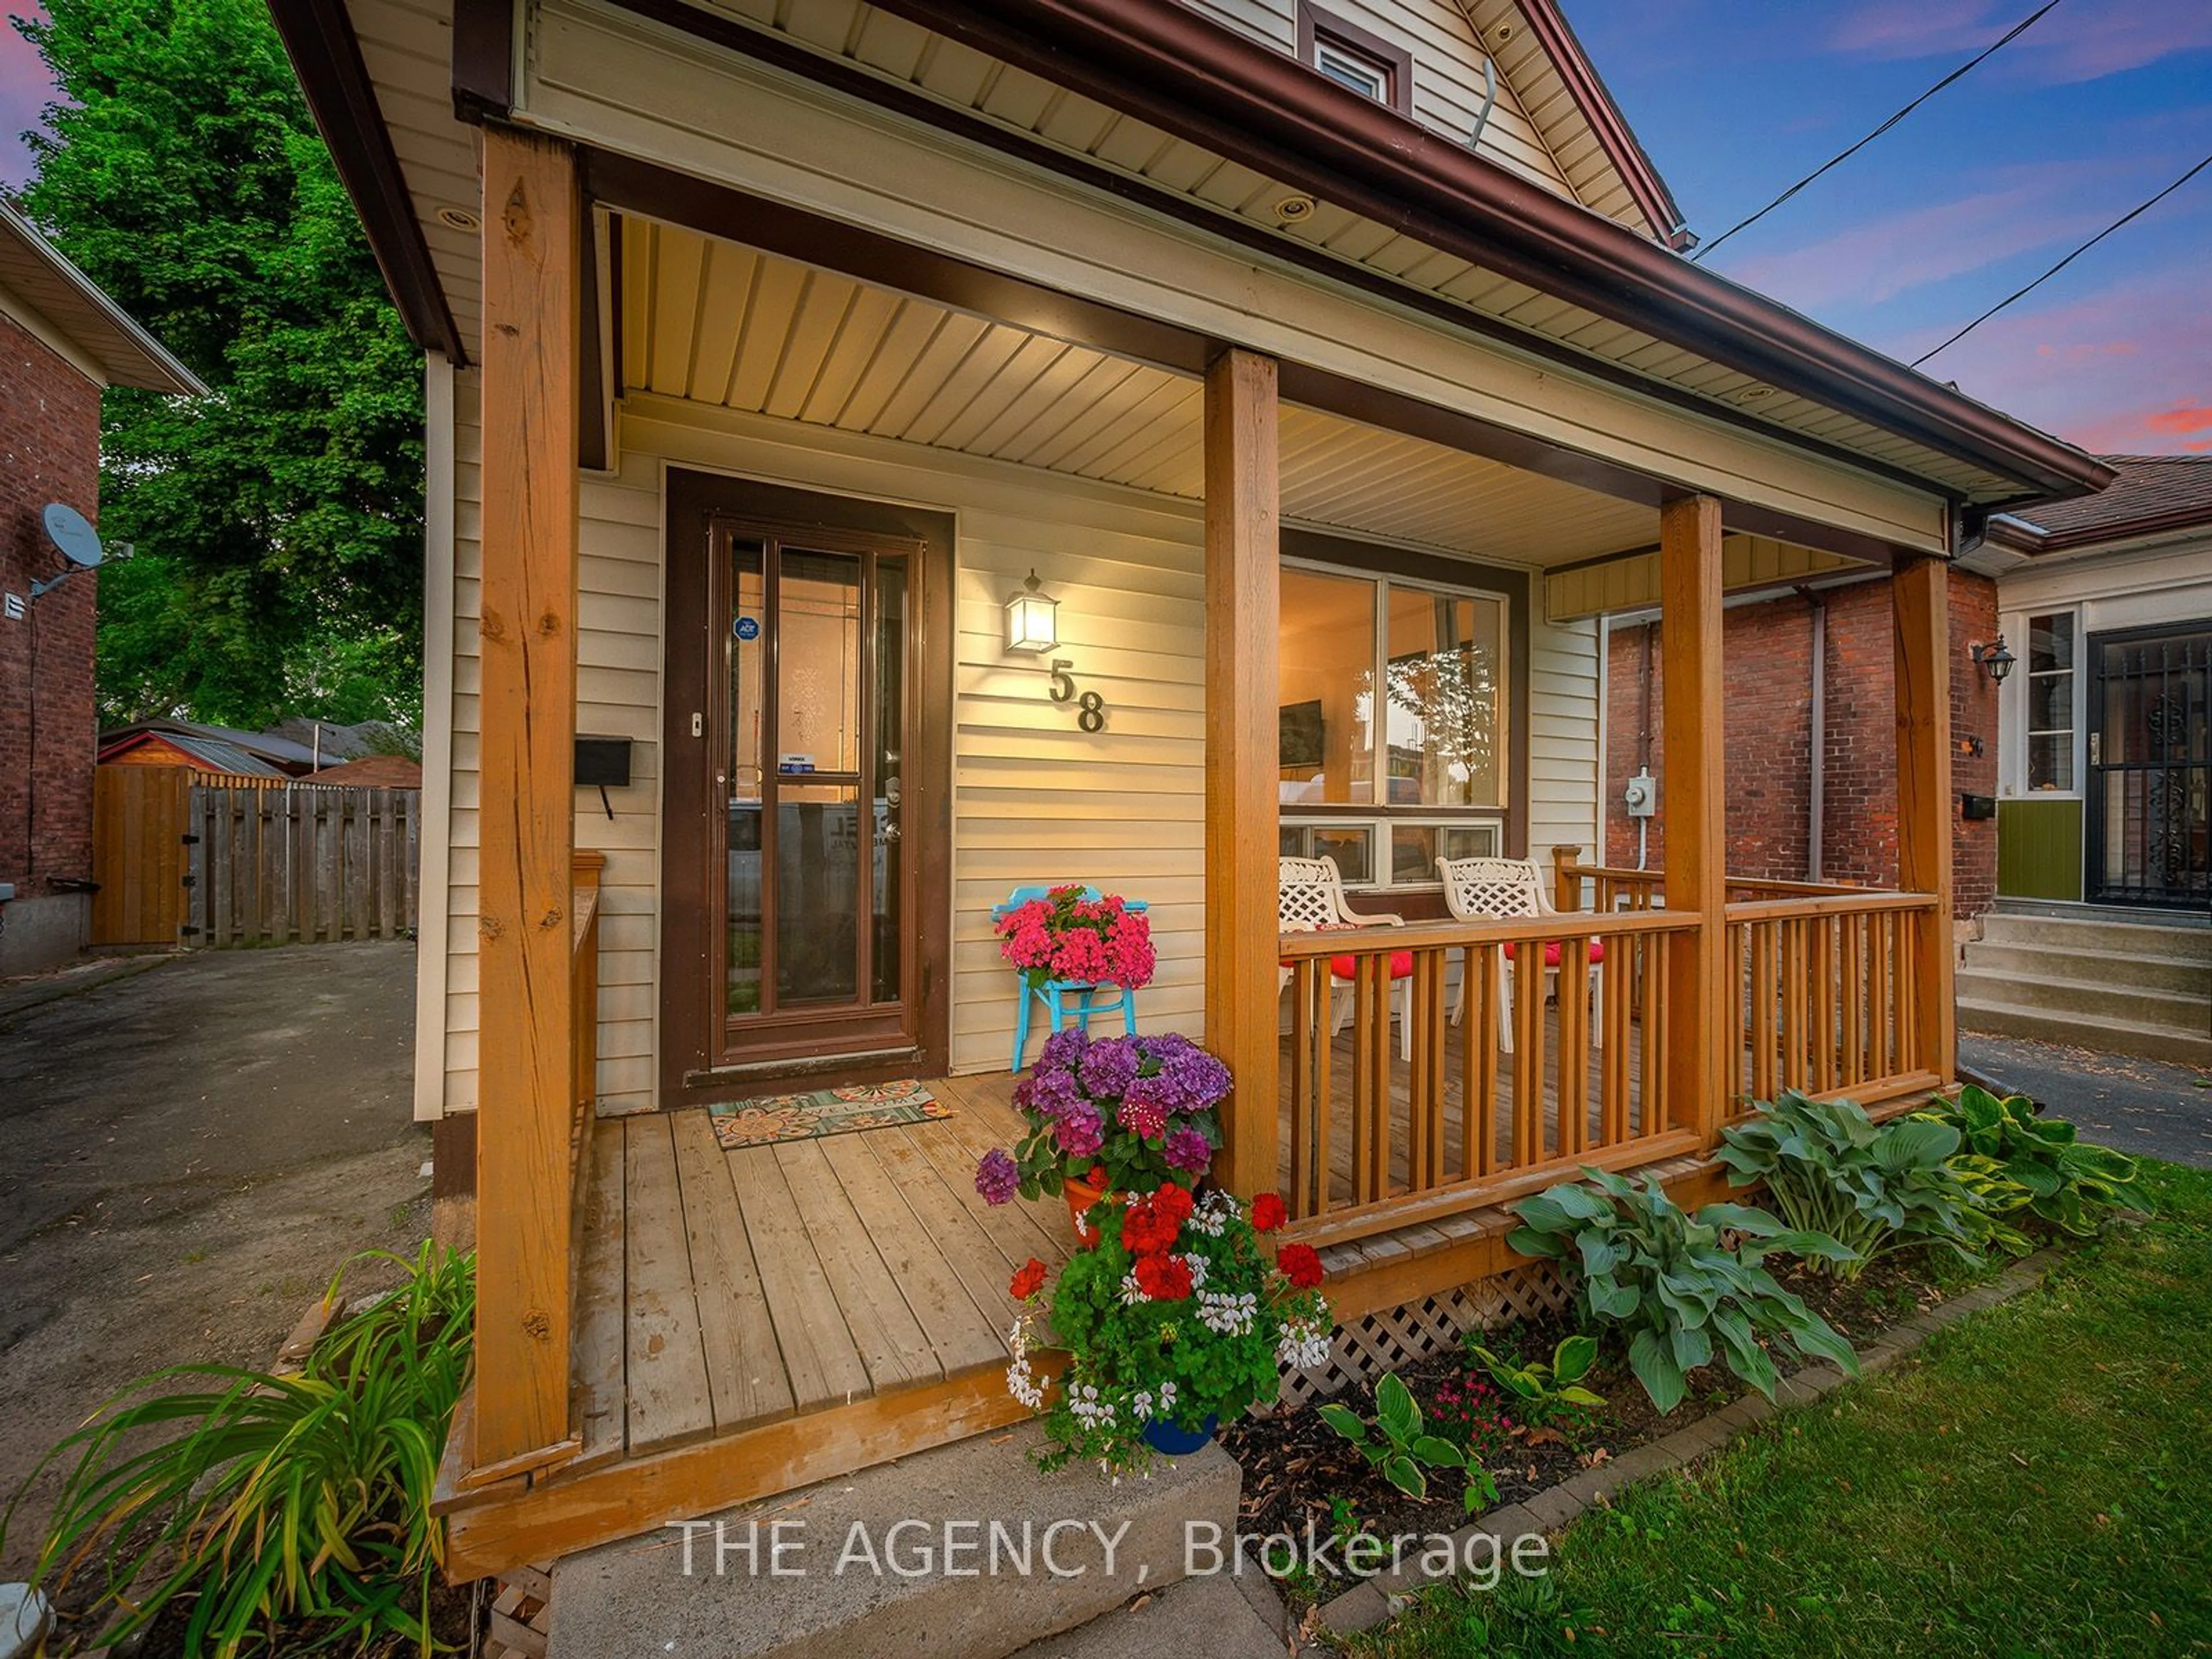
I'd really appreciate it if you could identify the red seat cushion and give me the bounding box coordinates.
[1327,948,1415,980]
[1508,939,1607,967]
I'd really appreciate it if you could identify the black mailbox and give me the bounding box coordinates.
[1960,793,1996,821]
[576,736,633,787]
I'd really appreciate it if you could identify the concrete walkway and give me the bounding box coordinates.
[1960,1031,2212,1169]
[0,943,428,1580]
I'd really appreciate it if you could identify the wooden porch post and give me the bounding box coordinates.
[1893,555,1956,1081]
[474,124,582,1475]
[1659,495,1728,1146]
[1205,347,1281,1198]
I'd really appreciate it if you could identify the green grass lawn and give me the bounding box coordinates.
[1354,1160,2212,1658]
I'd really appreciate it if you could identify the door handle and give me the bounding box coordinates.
[2089,733,2101,766]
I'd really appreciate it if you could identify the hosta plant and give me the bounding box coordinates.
[1508,1168,1860,1415]
[1716,1089,1983,1279]
[1919,1083,2138,1237]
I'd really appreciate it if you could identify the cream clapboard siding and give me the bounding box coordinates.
[434,387,1603,1105]
[1177,0,1574,198]
[1528,614,1601,869]
[440,368,666,1117]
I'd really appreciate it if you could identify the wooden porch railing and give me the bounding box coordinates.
[1278,910,1700,1246]
[1724,889,1942,1108]
[1551,851,1944,1111]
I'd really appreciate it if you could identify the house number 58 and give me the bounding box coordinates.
[1048,657,1106,733]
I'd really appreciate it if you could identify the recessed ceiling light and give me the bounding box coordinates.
[435,205,481,233]
[1273,193,1319,225]
[1737,384,1775,403]
[1494,22,1514,42]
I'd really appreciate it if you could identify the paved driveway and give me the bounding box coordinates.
[0,944,429,1579]
[1961,1031,2212,1169]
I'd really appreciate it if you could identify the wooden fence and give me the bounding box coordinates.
[187,785,421,946]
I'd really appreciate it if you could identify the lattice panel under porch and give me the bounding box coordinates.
[1278,1262,1574,1404]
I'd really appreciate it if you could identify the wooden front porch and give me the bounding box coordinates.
[574,1075,1062,1468]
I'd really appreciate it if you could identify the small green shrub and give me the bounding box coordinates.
[1465,1334,1607,1430]
[1508,1168,1859,1414]
[4,1243,474,1658]
[1319,1374,1492,1513]
[1921,1083,2138,1236]
[1716,1089,1984,1278]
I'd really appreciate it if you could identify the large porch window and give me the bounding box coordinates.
[1278,558,1508,886]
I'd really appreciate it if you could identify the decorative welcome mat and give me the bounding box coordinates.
[707,1080,950,1150]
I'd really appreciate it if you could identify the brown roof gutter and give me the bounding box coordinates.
[1514,0,1692,252]
[1988,504,2212,555]
[866,0,2111,502]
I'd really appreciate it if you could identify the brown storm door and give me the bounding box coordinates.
[712,523,916,1065]
[662,472,952,1100]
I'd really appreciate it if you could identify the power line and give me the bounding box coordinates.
[1692,0,2066,263]
[1911,152,2212,366]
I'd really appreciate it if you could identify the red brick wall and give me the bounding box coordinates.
[1602,566,1997,921]
[0,311,102,895]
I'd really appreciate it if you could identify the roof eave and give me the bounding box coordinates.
[863,0,2110,502]
[0,198,207,395]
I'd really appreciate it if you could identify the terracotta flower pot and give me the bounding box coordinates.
[1063,1171,1112,1245]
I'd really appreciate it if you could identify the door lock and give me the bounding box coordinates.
[691,711,704,738]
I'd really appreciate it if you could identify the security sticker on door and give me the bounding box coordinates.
[734,615,761,641]
[778,753,816,774]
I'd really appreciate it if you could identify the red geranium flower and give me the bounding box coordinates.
[1251,1193,1287,1233]
[1121,1194,1181,1257]
[1009,1257,1048,1300]
[1156,1183,1194,1225]
[1276,1243,1324,1290]
[1133,1252,1194,1301]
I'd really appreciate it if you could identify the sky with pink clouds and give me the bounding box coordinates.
[1,1,2206,455]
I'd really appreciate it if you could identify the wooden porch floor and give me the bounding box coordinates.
[574,1073,1069,1465]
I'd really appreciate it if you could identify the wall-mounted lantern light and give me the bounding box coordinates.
[1969,637,2015,685]
[1004,569,1059,655]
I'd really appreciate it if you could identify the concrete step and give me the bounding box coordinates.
[547,1422,1241,1659]
[1978,911,2212,963]
[1957,998,2212,1071]
[1955,966,2210,1030]
[1005,1569,1286,1659]
[1961,941,2211,997]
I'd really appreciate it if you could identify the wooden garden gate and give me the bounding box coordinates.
[89,766,194,946]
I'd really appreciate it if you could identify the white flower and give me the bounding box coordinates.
[1197,1288,1258,1336]
[1276,1320,1332,1370]
[1181,1251,1209,1290]
[1119,1268,1147,1306]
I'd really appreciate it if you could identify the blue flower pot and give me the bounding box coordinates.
[1142,1412,1218,1456]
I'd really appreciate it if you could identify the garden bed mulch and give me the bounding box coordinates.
[1221,1247,1975,1592]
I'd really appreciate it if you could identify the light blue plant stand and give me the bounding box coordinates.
[992,885,1150,1072]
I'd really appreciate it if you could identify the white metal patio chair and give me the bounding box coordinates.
[1277,855,1414,1061]
[1435,856,1604,1053]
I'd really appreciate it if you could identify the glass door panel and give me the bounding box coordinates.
[715,528,915,1054]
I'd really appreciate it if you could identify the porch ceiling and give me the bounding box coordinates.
[620,218,1664,567]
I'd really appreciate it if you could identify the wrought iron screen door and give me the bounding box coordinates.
[2086,623,2211,908]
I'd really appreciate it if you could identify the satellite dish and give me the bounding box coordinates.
[43,503,104,569]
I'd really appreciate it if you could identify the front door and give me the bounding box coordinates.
[661,474,953,1097]
[2086,623,2212,909]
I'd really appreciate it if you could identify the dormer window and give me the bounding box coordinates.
[1297,3,1412,115]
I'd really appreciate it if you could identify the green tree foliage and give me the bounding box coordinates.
[16,0,425,728]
